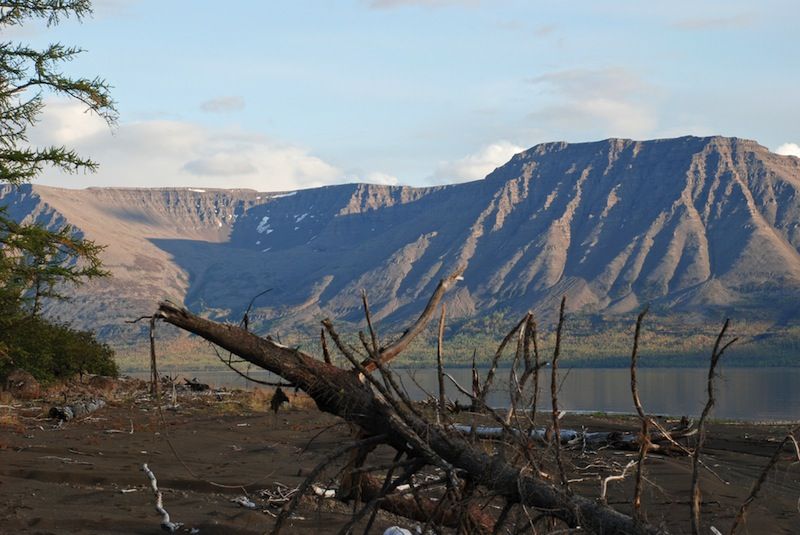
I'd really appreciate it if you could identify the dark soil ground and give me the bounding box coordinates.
[0,377,798,534]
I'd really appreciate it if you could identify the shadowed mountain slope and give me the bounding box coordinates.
[3,136,800,347]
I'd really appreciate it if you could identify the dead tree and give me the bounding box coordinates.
[155,272,665,535]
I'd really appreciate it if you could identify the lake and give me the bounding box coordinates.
[137,366,800,422]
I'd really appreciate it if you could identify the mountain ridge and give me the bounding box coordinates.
[3,135,800,353]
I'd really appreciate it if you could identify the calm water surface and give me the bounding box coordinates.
[137,367,800,422]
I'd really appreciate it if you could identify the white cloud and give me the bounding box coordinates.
[530,99,657,138]
[365,172,400,185]
[430,141,523,184]
[200,96,245,113]
[776,143,800,158]
[528,68,647,98]
[527,67,658,139]
[28,100,346,191]
[31,99,109,144]
[183,154,257,176]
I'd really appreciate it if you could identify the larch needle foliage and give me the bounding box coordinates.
[0,0,118,382]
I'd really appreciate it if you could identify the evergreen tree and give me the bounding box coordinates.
[0,1,118,380]
[0,213,107,315]
[1,0,116,184]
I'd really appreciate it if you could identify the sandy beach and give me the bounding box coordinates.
[1,377,798,534]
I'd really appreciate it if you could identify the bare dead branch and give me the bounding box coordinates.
[325,320,456,474]
[209,342,294,387]
[691,319,737,535]
[729,424,800,534]
[551,296,570,491]
[480,314,529,404]
[156,298,664,535]
[470,349,480,441]
[600,460,637,505]
[525,316,542,440]
[321,328,332,365]
[359,330,378,360]
[142,463,181,533]
[149,316,158,396]
[505,316,529,427]
[363,269,464,372]
[321,318,362,367]
[492,501,515,535]
[270,434,388,534]
[630,306,650,520]
[125,315,153,324]
[373,353,428,422]
[361,471,493,534]
[360,451,406,535]
[444,373,527,443]
[471,349,480,400]
[361,290,380,358]
[337,457,424,535]
[240,288,272,330]
[436,303,447,424]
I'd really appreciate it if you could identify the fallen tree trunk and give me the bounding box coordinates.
[156,300,664,535]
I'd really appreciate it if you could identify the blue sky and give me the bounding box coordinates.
[15,0,800,190]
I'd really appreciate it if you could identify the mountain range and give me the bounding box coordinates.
[3,135,800,359]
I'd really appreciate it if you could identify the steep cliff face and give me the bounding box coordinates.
[0,185,271,336]
[215,135,800,329]
[2,135,799,341]
[451,136,800,315]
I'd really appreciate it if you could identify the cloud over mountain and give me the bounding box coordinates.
[28,100,345,191]
[527,68,658,139]
[431,141,523,183]
[776,143,800,158]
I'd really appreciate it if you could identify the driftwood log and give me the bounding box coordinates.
[183,377,210,391]
[49,399,106,421]
[155,274,665,535]
[451,423,694,454]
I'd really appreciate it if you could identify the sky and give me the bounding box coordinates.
[13,0,800,191]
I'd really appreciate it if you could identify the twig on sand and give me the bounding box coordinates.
[600,460,637,504]
[142,463,182,533]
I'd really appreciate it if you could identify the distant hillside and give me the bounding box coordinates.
[3,136,800,362]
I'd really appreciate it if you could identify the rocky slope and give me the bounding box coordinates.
[3,135,800,346]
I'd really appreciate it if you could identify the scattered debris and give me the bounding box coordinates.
[231,496,257,509]
[39,455,92,465]
[184,378,209,392]
[311,484,336,498]
[384,527,414,535]
[450,422,695,454]
[104,418,134,435]
[259,483,299,507]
